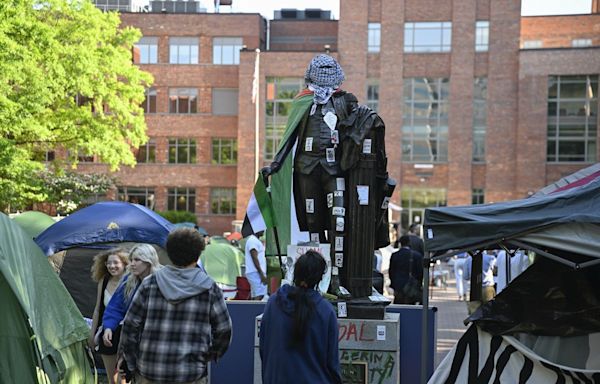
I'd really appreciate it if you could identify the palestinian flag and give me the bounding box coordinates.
[242,176,275,237]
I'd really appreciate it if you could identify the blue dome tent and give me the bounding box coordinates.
[35,202,175,318]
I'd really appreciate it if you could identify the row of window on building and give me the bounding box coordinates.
[135,21,488,66]
[142,88,238,115]
[522,38,594,49]
[136,37,244,64]
[266,75,598,163]
[137,137,237,164]
[368,21,490,53]
[117,186,236,215]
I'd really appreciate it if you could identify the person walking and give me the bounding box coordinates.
[453,252,469,301]
[89,248,129,384]
[244,231,268,300]
[463,250,497,314]
[101,244,161,355]
[118,228,232,383]
[389,235,424,304]
[260,250,342,384]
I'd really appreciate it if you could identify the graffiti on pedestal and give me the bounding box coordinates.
[340,350,396,384]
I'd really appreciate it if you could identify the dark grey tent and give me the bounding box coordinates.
[424,165,600,266]
[420,164,600,383]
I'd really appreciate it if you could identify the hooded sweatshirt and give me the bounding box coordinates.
[120,265,232,383]
[259,284,342,384]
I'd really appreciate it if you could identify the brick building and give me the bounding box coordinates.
[84,0,600,235]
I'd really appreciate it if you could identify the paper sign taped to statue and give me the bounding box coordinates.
[305,137,313,151]
[336,178,345,191]
[335,217,345,232]
[327,193,333,208]
[306,199,315,213]
[285,244,331,293]
[363,139,372,154]
[357,185,369,205]
[324,111,338,130]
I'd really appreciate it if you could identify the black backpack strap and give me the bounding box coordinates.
[98,275,110,322]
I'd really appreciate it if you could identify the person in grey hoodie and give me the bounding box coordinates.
[119,228,232,383]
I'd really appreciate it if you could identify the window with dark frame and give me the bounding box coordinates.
[169,88,197,114]
[117,187,155,209]
[367,82,379,112]
[168,188,195,212]
[212,138,238,165]
[143,88,157,114]
[265,77,304,161]
[547,75,598,163]
[136,140,156,163]
[473,77,487,162]
[210,188,236,215]
[472,188,485,205]
[402,77,449,162]
[168,138,196,164]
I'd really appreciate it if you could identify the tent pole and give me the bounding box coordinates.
[420,253,430,384]
[507,240,578,269]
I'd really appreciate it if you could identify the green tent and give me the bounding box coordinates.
[0,213,93,383]
[12,211,56,239]
[200,241,244,287]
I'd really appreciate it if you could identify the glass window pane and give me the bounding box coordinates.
[560,82,588,99]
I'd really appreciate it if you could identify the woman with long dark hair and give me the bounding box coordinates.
[259,250,342,383]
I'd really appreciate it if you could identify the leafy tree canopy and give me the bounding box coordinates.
[0,0,152,211]
[40,169,115,214]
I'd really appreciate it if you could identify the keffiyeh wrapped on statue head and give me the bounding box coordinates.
[304,54,345,104]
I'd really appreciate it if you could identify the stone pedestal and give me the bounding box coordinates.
[253,312,400,384]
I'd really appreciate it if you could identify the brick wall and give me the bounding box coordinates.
[269,20,338,51]
[521,14,600,48]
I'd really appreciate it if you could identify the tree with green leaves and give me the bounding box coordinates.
[0,0,153,211]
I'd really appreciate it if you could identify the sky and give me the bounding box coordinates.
[201,0,592,19]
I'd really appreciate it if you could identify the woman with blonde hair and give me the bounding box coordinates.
[89,247,129,384]
[101,244,161,380]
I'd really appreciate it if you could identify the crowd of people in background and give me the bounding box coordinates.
[81,212,534,383]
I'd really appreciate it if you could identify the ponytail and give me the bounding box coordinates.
[288,250,327,347]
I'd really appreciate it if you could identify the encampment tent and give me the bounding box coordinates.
[34,202,174,318]
[423,164,600,383]
[0,213,92,383]
[36,201,174,255]
[200,241,244,293]
[12,211,56,239]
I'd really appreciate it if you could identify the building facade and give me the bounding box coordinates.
[85,0,600,235]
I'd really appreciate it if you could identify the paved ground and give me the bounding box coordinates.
[428,263,470,367]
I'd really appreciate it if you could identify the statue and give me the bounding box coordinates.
[261,54,395,298]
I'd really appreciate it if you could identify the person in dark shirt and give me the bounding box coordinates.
[389,235,424,304]
[260,250,342,384]
[408,223,424,256]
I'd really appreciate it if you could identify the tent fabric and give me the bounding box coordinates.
[533,163,600,197]
[200,242,244,287]
[12,211,56,239]
[35,201,174,255]
[428,326,599,384]
[0,213,92,383]
[423,173,600,259]
[467,258,600,337]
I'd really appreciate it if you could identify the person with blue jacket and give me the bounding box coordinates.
[101,244,161,357]
[260,250,342,384]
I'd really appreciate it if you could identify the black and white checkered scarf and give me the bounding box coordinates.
[304,54,345,104]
